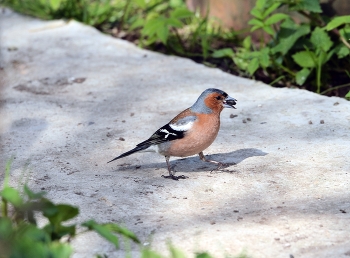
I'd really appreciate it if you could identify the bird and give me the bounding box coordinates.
[108,88,237,180]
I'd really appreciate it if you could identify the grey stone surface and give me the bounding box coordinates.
[1,8,350,258]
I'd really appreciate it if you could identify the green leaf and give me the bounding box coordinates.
[259,47,270,68]
[262,3,281,18]
[166,18,183,28]
[247,57,259,75]
[310,27,333,52]
[104,223,140,243]
[265,13,289,26]
[248,18,264,27]
[0,217,13,238]
[141,248,163,258]
[262,25,275,35]
[170,0,184,8]
[82,220,120,249]
[44,204,79,224]
[170,8,193,19]
[250,25,261,32]
[156,25,169,44]
[142,17,164,36]
[130,18,145,31]
[339,27,350,41]
[255,0,267,10]
[335,44,350,58]
[169,245,186,258]
[243,36,252,49]
[24,185,45,200]
[212,48,234,58]
[233,48,250,70]
[345,91,350,99]
[49,242,73,258]
[196,252,213,258]
[288,0,321,13]
[49,0,61,11]
[250,8,263,19]
[21,224,50,243]
[326,15,350,31]
[134,0,146,8]
[44,224,76,240]
[295,68,311,85]
[272,22,310,55]
[1,187,22,207]
[201,36,209,59]
[292,51,317,68]
[11,239,48,258]
[325,48,335,64]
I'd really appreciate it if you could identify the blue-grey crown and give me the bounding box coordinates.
[190,88,228,114]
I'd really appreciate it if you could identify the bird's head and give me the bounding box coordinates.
[191,88,237,114]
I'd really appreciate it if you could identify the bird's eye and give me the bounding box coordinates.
[216,96,222,100]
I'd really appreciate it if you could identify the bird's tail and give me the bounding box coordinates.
[107,145,150,163]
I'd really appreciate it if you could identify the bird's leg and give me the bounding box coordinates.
[161,156,188,180]
[198,151,230,171]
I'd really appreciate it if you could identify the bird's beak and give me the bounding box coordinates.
[223,96,237,109]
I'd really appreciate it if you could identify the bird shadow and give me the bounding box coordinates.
[116,148,267,173]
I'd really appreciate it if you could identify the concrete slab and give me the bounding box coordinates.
[1,8,350,258]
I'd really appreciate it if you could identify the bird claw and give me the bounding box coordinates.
[161,174,188,180]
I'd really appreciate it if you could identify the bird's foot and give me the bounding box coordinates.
[161,174,188,180]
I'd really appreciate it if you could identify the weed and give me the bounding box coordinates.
[0,160,139,257]
[1,0,349,97]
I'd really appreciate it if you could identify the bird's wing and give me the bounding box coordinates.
[136,115,197,147]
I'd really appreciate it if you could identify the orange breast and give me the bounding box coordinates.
[164,113,221,157]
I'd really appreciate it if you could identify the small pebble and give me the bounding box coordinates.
[333,102,339,106]
[230,114,237,118]
[242,119,246,123]
[247,118,251,121]
[130,113,134,117]
[320,120,324,124]
[309,120,313,124]
[119,137,125,141]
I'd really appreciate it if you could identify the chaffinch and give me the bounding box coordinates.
[108,88,237,180]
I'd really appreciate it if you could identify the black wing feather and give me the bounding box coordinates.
[107,124,184,163]
[137,123,184,147]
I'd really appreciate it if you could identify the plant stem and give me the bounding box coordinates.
[270,75,285,85]
[340,36,350,49]
[320,82,350,95]
[317,58,322,93]
[277,64,296,76]
[2,199,8,217]
[117,0,132,35]
[171,27,187,54]
[298,10,324,26]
